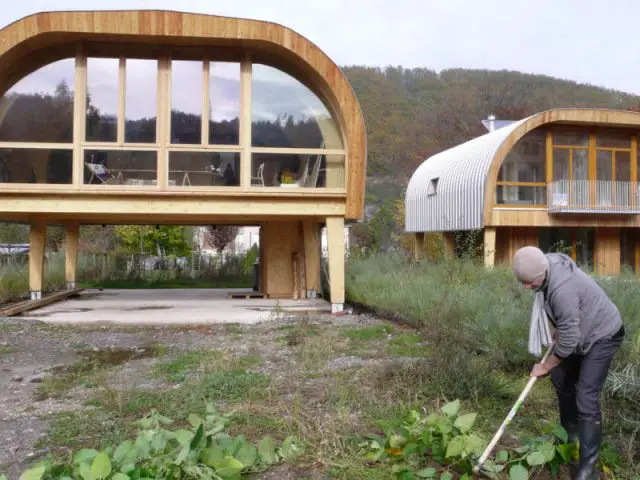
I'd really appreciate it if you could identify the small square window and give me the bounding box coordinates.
[427,177,439,196]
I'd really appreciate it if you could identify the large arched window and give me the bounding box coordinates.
[0,53,346,190]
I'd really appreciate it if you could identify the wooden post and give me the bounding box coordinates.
[594,228,621,276]
[443,232,456,259]
[65,222,80,289]
[484,227,496,268]
[303,221,321,298]
[326,216,345,313]
[29,222,46,300]
[413,232,425,261]
[292,252,299,300]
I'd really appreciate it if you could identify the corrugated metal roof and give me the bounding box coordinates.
[405,117,531,232]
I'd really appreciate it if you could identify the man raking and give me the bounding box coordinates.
[512,246,625,480]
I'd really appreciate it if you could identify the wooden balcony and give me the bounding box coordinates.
[548,180,640,214]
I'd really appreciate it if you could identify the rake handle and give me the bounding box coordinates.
[472,346,554,475]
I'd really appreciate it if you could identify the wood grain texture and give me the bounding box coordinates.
[490,209,640,228]
[0,10,367,219]
[594,227,621,275]
[484,108,640,225]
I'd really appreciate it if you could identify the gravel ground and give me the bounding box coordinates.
[0,312,383,479]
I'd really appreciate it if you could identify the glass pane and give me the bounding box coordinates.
[125,59,157,143]
[251,152,344,188]
[615,151,631,181]
[539,228,573,255]
[496,185,546,205]
[168,151,240,187]
[575,228,594,269]
[572,149,588,180]
[252,64,342,149]
[0,148,72,184]
[209,62,240,145]
[596,150,613,181]
[596,131,630,148]
[552,148,569,181]
[620,229,636,271]
[86,58,119,142]
[171,60,202,144]
[552,130,588,146]
[498,130,545,182]
[0,59,74,142]
[84,150,157,186]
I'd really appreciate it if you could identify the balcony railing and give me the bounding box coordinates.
[548,180,640,214]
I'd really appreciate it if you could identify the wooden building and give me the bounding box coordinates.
[406,108,640,275]
[0,10,367,311]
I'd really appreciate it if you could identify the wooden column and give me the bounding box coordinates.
[484,227,496,268]
[65,223,80,289]
[594,228,621,276]
[261,221,303,299]
[443,232,455,259]
[29,222,46,300]
[326,216,345,312]
[413,232,425,261]
[302,221,321,297]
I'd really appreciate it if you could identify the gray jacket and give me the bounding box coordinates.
[541,253,623,357]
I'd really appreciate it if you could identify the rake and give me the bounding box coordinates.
[472,345,554,476]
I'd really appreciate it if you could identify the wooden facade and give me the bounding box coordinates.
[0,10,367,309]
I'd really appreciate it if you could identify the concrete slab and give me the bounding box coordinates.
[16,288,331,325]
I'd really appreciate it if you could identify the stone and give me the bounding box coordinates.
[11,375,23,382]
[30,376,43,383]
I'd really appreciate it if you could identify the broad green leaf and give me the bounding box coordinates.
[440,472,453,480]
[91,452,112,479]
[258,436,277,465]
[215,456,244,477]
[134,417,153,429]
[113,441,136,464]
[464,434,485,456]
[556,444,572,463]
[441,400,460,416]
[526,451,546,466]
[151,432,167,452]
[552,425,568,443]
[188,413,203,428]
[190,423,205,449]
[389,434,408,449]
[407,410,421,424]
[174,445,190,465]
[201,444,225,469]
[134,436,150,459]
[279,436,300,458]
[174,429,193,447]
[19,465,47,480]
[509,464,529,480]
[540,442,556,463]
[78,463,93,480]
[156,414,173,425]
[112,474,130,480]
[402,442,419,456]
[496,450,509,463]
[416,467,436,478]
[445,436,465,458]
[235,443,257,467]
[74,449,99,465]
[460,475,472,480]
[454,413,477,433]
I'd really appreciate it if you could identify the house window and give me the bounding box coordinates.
[427,177,439,196]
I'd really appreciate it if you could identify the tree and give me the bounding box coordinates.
[205,225,239,255]
[114,225,191,256]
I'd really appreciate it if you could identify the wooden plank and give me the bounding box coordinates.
[227,292,264,299]
[0,288,84,317]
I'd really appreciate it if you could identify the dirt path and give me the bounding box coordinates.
[0,312,385,479]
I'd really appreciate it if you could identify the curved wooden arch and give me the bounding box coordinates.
[0,10,367,219]
[482,108,640,225]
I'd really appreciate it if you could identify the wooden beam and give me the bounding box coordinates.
[240,56,252,190]
[202,60,210,146]
[157,57,170,189]
[28,222,46,299]
[65,222,79,288]
[72,50,87,188]
[117,57,126,145]
[0,288,84,317]
[484,227,496,268]
[326,216,345,311]
[302,221,321,297]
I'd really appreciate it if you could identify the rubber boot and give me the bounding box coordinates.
[574,418,602,480]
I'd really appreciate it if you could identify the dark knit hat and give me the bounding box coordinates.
[513,246,549,283]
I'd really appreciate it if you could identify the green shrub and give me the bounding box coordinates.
[3,403,303,480]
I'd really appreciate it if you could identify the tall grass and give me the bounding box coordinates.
[346,252,639,400]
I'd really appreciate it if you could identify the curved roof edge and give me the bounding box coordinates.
[0,9,368,219]
[405,116,531,232]
[407,108,640,233]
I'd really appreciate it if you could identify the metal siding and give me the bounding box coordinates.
[405,117,531,232]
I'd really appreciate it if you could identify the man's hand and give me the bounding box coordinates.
[530,362,550,377]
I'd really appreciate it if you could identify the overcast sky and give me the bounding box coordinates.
[2,0,640,115]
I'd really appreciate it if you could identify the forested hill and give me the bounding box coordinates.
[342,66,640,187]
